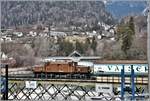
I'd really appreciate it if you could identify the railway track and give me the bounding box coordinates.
[8,77,96,82]
[7,76,99,86]
[6,75,148,85]
[7,75,96,81]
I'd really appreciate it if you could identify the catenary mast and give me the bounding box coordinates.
[147,0,150,94]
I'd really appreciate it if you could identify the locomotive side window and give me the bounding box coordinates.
[69,63,71,66]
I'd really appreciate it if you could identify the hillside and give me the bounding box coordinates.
[1,1,115,30]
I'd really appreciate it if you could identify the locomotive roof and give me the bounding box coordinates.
[47,61,72,64]
[95,60,147,64]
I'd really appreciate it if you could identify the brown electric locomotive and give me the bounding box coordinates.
[33,61,91,79]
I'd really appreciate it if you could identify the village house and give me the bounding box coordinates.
[86,31,97,38]
[0,52,8,60]
[13,32,23,37]
[43,27,49,33]
[50,31,67,37]
[28,31,37,37]
[1,36,12,42]
[65,36,87,44]
[39,32,48,37]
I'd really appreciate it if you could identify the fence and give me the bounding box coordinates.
[1,79,149,101]
[2,81,97,100]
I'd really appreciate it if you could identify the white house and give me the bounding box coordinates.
[2,36,12,42]
[97,35,102,40]
[43,27,49,33]
[50,31,67,37]
[0,52,8,60]
[110,37,115,41]
[101,23,111,31]
[86,31,97,38]
[13,32,23,37]
[29,31,37,37]
[109,29,115,34]
[0,38,4,42]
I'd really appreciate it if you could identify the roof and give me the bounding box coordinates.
[43,56,101,62]
[68,50,81,57]
[46,61,71,64]
[95,60,147,64]
[43,51,101,62]
[0,52,8,59]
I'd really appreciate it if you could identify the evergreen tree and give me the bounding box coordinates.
[91,36,97,51]
[128,16,135,34]
[121,27,133,54]
[117,16,135,56]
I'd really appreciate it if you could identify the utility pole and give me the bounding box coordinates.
[121,65,125,100]
[148,1,150,95]
[131,65,135,100]
[4,65,8,100]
